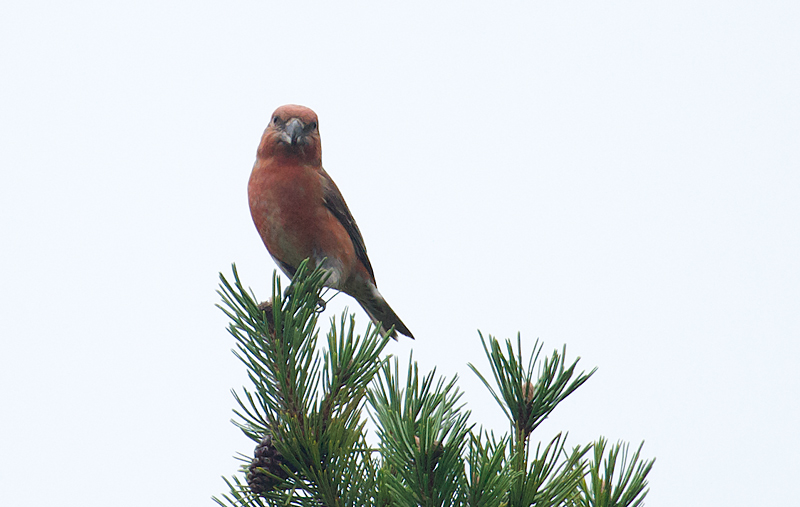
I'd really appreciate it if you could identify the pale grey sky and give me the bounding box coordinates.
[1,1,799,505]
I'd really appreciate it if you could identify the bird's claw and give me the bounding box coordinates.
[282,285,326,312]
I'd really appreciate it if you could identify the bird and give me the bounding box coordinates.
[248,104,413,339]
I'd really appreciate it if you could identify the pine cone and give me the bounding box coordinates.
[247,432,289,496]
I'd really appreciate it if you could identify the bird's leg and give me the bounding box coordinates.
[282,283,328,313]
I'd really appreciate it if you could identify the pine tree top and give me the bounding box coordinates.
[214,261,654,507]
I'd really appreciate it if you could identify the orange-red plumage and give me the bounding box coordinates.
[248,105,413,339]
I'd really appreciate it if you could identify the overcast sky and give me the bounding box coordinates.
[2,1,799,505]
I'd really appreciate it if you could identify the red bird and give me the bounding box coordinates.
[248,104,413,339]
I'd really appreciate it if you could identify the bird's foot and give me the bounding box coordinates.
[282,285,327,312]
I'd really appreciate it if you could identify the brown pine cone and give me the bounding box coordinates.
[247,432,289,496]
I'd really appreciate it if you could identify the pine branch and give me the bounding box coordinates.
[576,438,655,507]
[368,356,473,507]
[465,431,517,507]
[468,333,598,507]
[469,333,597,444]
[215,264,655,507]
[216,262,390,507]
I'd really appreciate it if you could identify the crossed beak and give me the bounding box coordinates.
[279,118,305,146]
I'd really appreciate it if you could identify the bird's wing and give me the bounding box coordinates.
[319,167,376,281]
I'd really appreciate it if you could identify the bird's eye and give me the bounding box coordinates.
[309,121,317,130]
[272,116,280,124]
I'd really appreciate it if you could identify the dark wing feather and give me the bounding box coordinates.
[319,167,375,280]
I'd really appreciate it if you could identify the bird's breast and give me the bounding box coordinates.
[248,158,326,264]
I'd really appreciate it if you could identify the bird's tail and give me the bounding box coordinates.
[356,286,414,340]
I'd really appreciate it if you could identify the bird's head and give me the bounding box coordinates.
[258,104,322,162]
